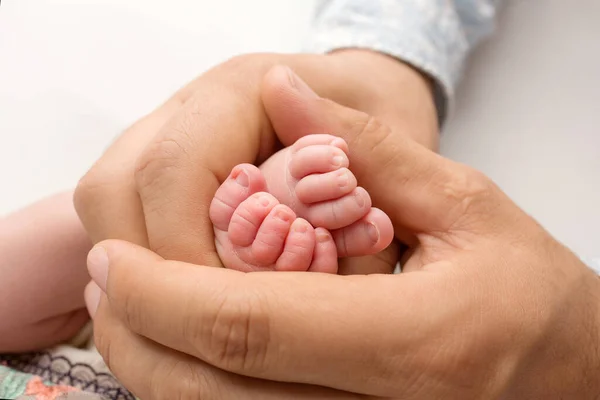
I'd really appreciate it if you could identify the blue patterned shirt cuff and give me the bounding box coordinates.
[304,0,499,126]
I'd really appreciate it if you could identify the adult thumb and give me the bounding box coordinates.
[261,65,499,235]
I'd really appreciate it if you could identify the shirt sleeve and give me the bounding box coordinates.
[304,0,502,126]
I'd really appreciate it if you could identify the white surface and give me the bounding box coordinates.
[441,0,600,257]
[0,0,316,211]
[0,0,598,256]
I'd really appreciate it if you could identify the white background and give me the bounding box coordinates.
[0,0,598,257]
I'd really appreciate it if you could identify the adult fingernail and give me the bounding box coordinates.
[367,223,380,244]
[286,67,318,98]
[235,169,249,187]
[84,282,101,318]
[87,246,109,292]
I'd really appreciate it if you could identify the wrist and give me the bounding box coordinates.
[324,49,439,151]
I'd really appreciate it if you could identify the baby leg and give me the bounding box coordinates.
[0,191,91,352]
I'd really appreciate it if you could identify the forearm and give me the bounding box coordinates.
[325,49,439,150]
[0,191,92,350]
[307,0,502,128]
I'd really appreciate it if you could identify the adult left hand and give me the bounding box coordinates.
[85,68,600,399]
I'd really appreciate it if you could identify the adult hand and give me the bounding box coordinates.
[73,49,437,267]
[85,68,600,399]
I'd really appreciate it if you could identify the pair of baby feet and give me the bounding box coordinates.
[209,134,394,274]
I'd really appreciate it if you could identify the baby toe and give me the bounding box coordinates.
[331,208,394,258]
[275,218,316,272]
[288,144,349,180]
[305,187,372,230]
[210,164,267,232]
[228,192,278,247]
[295,167,357,204]
[250,204,296,266]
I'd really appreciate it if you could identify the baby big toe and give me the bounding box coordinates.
[305,187,372,230]
[209,164,267,232]
[331,208,394,258]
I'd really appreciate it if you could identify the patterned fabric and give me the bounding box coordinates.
[0,366,78,400]
[0,352,133,400]
[306,0,502,125]
[0,324,134,400]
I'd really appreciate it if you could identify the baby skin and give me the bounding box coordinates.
[210,134,395,273]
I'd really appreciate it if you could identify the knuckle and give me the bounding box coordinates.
[347,114,401,172]
[73,169,109,219]
[134,136,188,195]
[444,168,492,201]
[350,113,386,144]
[197,286,272,374]
[153,359,220,400]
[217,54,277,101]
[441,167,496,227]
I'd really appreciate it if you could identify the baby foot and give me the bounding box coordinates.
[209,164,338,273]
[209,135,394,274]
[260,134,394,258]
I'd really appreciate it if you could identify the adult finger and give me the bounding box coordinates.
[89,240,457,397]
[262,66,511,235]
[76,53,432,270]
[89,284,371,400]
[74,92,185,246]
[132,74,270,264]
